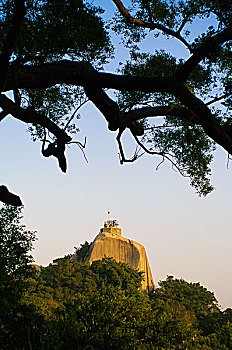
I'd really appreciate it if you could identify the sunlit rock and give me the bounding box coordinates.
[73,219,154,293]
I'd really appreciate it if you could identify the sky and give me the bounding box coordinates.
[1,1,232,310]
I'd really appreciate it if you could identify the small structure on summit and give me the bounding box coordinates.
[73,218,154,293]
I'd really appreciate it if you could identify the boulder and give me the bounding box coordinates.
[74,221,154,293]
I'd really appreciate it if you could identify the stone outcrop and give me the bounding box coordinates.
[73,221,154,293]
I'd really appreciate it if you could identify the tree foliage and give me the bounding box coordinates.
[23,257,144,317]
[74,240,91,262]
[0,204,37,348]
[0,0,232,204]
[0,218,231,349]
[2,251,232,349]
[0,204,35,276]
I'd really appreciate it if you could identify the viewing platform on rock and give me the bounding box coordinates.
[100,219,121,236]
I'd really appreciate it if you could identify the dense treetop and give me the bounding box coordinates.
[0,0,231,204]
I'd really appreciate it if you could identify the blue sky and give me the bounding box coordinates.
[1,0,232,309]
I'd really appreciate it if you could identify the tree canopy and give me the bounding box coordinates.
[0,204,36,347]
[0,0,232,203]
[2,249,232,349]
[0,208,232,350]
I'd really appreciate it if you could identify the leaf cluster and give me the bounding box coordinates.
[144,121,215,195]
[1,0,113,65]
[0,0,113,145]
[116,50,216,195]
[25,85,83,142]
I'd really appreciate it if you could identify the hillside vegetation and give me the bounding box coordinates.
[1,205,232,349]
[2,257,232,349]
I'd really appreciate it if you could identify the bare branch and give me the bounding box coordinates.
[68,137,87,149]
[132,134,189,177]
[206,93,231,106]
[144,125,185,131]
[4,60,170,93]
[69,137,88,163]
[156,157,165,171]
[116,128,143,164]
[84,85,120,131]
[13,88,21,107]
[133,133,163,156]
[0,93,72,172]
[63,98,88,132]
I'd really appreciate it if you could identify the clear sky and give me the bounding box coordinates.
[1,0,232,310]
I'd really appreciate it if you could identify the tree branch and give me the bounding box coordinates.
[3,60,232,155]
[177,15,191,34]
[120,105,196,125]
[0,110,8,122]
[4,60,170,93]
[175,27,232,81]
[0,93,71,143]
[42,139,67,172]
[63,97,88,132]
[0,185,22,206]
[112,0,192,50]
[84,85,120,131]
[0,93,71,172]
[173,84,232,154]
[132,134,189,177]
[206,93,231,106]
[116,128,143,164]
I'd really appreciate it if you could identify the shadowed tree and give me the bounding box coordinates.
[0,0,232,203]
[0,204,37,348]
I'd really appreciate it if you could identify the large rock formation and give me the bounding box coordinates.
[73,220,154,293]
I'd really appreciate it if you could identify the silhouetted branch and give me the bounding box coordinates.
[0,185,22,206]
[116,129,144,164]
[120,105,196,125]
[177,15,191,34]
[112,0,192,50]
[0,110,8,122]
[133,134,188,177]
[0,93,71,143]
[2,60,232,155]
[84,85,120,131]
[42,140,67,172]
[175,27,232,81]
[63,97,88,132]
[206,93,231,106]
[69,137,88,163]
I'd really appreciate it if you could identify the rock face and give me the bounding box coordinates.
[74,221,154,293]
